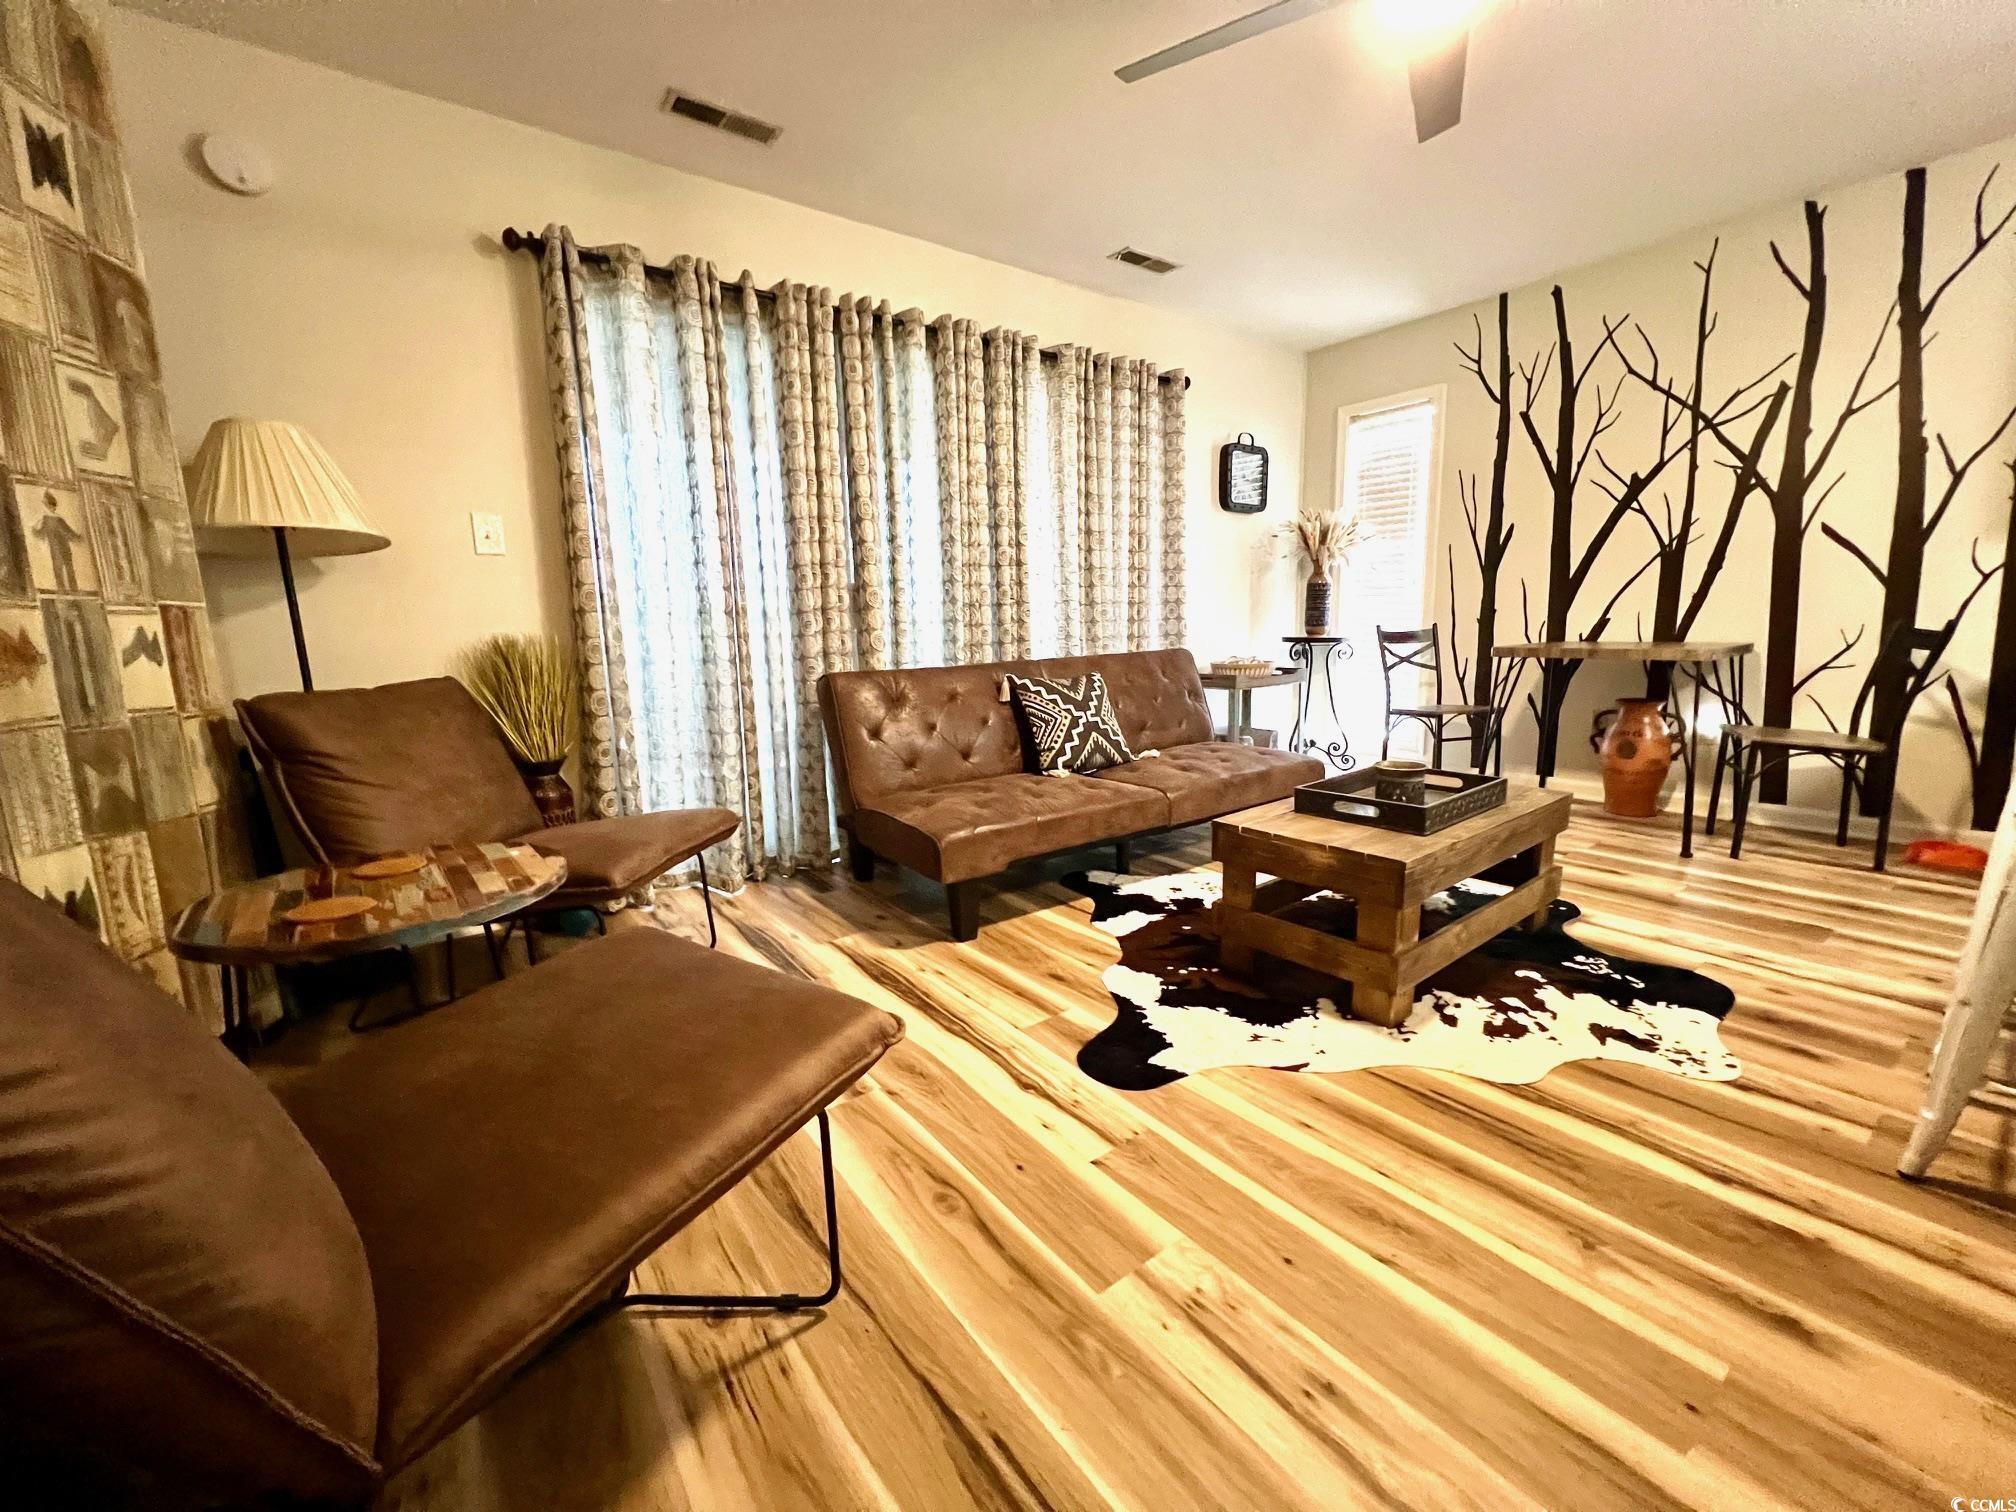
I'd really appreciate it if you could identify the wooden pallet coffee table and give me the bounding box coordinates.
[1212,784,1572,1026]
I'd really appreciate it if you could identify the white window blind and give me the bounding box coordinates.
[1337,397,1438,751]
[1341,398,1436,635]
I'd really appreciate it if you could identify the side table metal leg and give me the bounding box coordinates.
[1679,662,1703,859]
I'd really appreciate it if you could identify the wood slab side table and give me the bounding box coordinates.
[1212,785,1572,1026]
[1199,667,1302,745]
[168,841,567,1054]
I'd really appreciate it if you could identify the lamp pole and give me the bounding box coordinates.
[272,526,314,690]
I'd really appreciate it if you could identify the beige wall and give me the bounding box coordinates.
[106,10,1307,715]
[1304,134,2016,835]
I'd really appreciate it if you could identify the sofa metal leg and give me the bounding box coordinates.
[1114,838,1132,873]
[697,851,718,948]
[947,880,980,942]
[612,1109,841,1313]
[847,833,876,882]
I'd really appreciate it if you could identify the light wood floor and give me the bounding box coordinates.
[375,802,2016,1512]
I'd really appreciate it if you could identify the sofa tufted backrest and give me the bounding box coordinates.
[818,649,1212,814]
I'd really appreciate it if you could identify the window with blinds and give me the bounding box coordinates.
[1336,395,1440,747]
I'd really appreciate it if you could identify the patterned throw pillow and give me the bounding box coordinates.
[1002,672,1151,775]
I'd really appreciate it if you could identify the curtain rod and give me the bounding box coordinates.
[498,227,1190,389]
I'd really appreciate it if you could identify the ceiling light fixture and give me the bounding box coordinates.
[1366,0,1485,48]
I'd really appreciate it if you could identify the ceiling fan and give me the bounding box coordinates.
[1114,0,1477,144]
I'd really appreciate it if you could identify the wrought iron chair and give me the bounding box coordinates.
[1713,621,1951,872]
[1376,625,1498,771]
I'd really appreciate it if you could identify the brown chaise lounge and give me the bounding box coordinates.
[0,879,900,1507]
[237,676,741,947]
[819,649,1322,938]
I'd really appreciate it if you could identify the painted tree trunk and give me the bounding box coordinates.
[1467,292,1512,753]
[1867,166,1931,816]
[1653,251,1715,639]
[1539,287,1579,779]
[1760,201,1828,804]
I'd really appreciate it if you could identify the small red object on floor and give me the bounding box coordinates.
[1903,839,1988,873]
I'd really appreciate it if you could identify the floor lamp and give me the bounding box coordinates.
[188,418,388,691]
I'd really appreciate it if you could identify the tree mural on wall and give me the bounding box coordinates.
[1439,160,2016,821]
[1450,292,1519,763]
[1623,242,1794,646]
[1620,206,1899,804]
[1510,287,1686,773]
[1825,165,2016,817]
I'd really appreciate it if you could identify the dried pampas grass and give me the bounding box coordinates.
[457,633,579,766]
[1291,510,1362,582]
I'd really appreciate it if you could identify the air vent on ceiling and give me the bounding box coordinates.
[662,90,782,146]
[1109,246,1180,275]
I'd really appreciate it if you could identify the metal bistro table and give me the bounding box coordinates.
[168,841,568,1053]
[1283,635,1356,771]
[1491,639,1752,859]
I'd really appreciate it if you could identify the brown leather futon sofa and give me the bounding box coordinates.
[819,649,1321,938]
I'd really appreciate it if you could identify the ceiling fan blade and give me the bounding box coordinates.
[1115,0,1347,83]
[1407,26,1468,141]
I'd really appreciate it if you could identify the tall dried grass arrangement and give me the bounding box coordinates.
[1291,510,1363,582]
[457,634,579,766]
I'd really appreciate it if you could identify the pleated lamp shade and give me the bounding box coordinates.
[188,418,389,557]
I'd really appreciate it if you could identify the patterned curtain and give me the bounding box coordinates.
[770,281,851,867]
[1045,348,1187,655]
[534,226,1188,878]
[1158,370,1188,648]
[535,226,639,820]
[984,329,1038,659]
[932,316,991,661]
[1050,347,1086,654]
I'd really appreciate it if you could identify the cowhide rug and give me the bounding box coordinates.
[1066,869,1738,1091]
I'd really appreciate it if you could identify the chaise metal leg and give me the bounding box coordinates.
[697,852,718,948]
[1114,838,1132,872]
[611,1109,842,1314]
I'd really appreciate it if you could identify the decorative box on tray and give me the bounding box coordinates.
[1293,769,1508,835]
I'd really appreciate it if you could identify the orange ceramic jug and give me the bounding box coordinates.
[1590,697,1681,818]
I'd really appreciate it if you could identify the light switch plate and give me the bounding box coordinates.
[470,512,506,556]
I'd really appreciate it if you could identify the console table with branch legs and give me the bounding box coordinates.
[1492,640,1752,859]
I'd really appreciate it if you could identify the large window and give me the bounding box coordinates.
[1336,389,1442,755]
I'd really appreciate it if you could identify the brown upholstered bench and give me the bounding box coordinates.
[0,880,900,1506]
[819,649,1321,938]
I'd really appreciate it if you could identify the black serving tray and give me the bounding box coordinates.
[1292,768,1508,835]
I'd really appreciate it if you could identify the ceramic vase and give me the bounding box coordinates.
[1589,698,1679,818]
[1303,577,1332,637]
[520,760,577,827]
